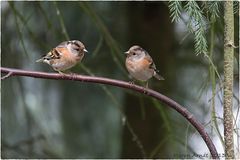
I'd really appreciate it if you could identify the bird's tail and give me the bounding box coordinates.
[153,72,164,80]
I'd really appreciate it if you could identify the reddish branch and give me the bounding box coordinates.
[1,67,219,159]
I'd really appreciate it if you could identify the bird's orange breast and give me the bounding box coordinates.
[126,58,151,71]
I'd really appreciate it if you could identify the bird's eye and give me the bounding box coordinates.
[133,53,136,55]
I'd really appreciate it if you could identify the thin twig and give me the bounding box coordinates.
[126,121,146,158]
[1,71,13,80]
[0,67,219,159]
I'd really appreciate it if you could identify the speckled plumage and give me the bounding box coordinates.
[36,40,88,73]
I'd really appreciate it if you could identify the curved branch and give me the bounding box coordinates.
[0,67,219,159]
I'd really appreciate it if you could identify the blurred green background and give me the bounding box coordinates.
[1,1,239,159]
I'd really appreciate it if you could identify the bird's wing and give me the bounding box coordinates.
[44,48,61,60]
[144,52,158,71]
[144,52,164,80]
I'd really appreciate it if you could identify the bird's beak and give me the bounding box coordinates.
[124,51,130,54]
[84,49,88,53]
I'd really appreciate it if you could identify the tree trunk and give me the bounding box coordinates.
[223,1,235,159]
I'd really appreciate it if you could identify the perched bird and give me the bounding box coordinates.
[36,40,88,74]
[125,45,164,86]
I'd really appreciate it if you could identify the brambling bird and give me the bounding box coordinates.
[125,45,164,86]
[36,40,88,74]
